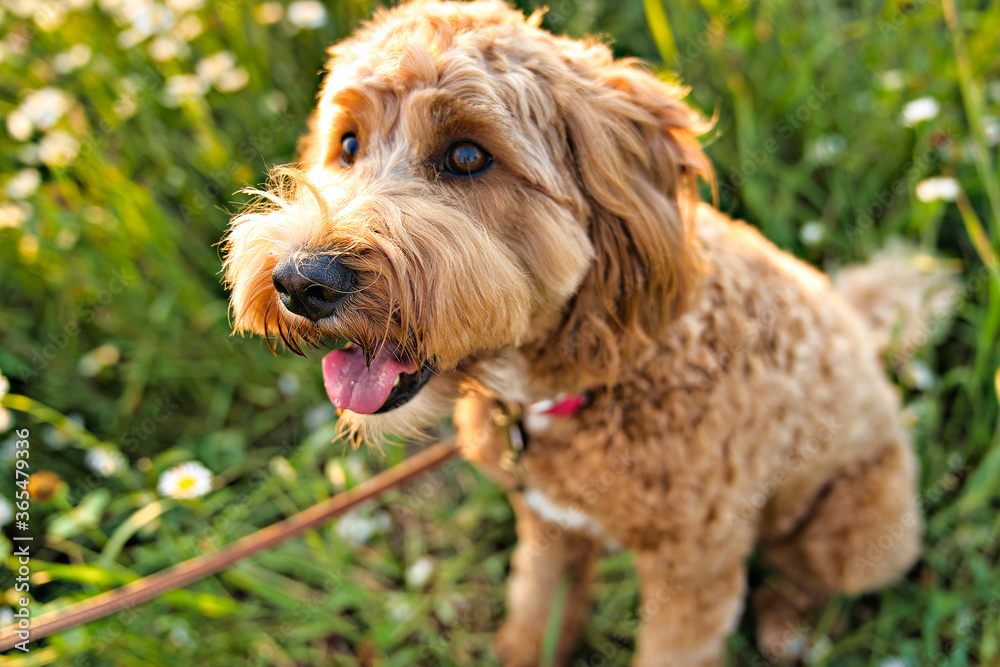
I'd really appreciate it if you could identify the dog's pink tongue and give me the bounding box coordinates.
[322,346,417,414]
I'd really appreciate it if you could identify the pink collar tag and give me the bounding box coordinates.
[526,394,588,417]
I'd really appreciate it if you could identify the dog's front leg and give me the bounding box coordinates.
[632,553,746,667]
[496,492,600,667]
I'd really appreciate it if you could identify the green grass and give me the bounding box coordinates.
[1,0,998,665]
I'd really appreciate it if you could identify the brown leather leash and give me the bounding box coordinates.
[0,440,457,652]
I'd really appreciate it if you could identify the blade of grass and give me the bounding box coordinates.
[99,500,171,568]
[941,0,1000,239]
[944,166,1000,287]
[644,0,678,65]
[1,393,105,451]
[540,575,570,667]
[995,366,999,410]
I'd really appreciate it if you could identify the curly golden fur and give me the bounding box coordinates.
[222,2,938,664]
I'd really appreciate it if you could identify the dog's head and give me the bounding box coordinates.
[223,0,709,439]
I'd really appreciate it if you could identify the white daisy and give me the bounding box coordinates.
[287,0,326,29]
[5,168,41,200]
[799,220,824,246]
[878,658,908,667]
[78,344,121,377]
[808,134,845,164]
[38,129,80,166]
[900,96,940,127]
[195,51,236,83]
[162,73,208,107]
[55,228,79,249]
[0,369,9,399]
[214,67,249,93]
[990,81,1000,104]
[406,557,434,588]
[193,51,249,93]
[128,1,175,38]
[165,0,202,12]
[6,110,33,141]
[806,636,832,663]
[386,596,414,622]
[326,460,347,490]
[878,70,904,91]
[0,204,28,229]
[157,460,213,499]
[98,0,125,12]
[53,43,92,73]
[117,26,146,48]
[173,13,202,40]
[254,2,283,25]
[915,176,960,203]
[19,87,72,130]
[269,456,296,481]
[901,360,934,390]
[4,0,34,17]
[336,509,379,544]
[34,2,67,31]
[167,621,195,647]
[0,407,10,433]
[263,90,287,114]
[149,35,188,61]
[86,447,127,476]
[983,115,999,147]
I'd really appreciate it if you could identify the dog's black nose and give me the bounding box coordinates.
[272,253,356,322]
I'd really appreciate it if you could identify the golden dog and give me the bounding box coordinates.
[224,2,947,663]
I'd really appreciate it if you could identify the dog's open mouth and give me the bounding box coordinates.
[321,343,434,414]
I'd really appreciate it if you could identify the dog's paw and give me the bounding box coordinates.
[752,583,818,664]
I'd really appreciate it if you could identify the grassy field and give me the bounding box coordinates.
[1,0,999,665]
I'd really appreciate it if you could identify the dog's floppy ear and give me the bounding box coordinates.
[552,52,711,384]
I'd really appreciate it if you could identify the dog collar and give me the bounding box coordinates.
[494,393,590,492]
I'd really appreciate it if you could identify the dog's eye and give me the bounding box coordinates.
[340,134,360,167]
[442,141,492,176]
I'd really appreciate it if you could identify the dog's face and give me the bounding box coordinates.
[223,0,709,439]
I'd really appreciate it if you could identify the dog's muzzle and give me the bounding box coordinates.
[271,250,433,415]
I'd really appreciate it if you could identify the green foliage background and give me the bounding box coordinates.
[1,0,998,664]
